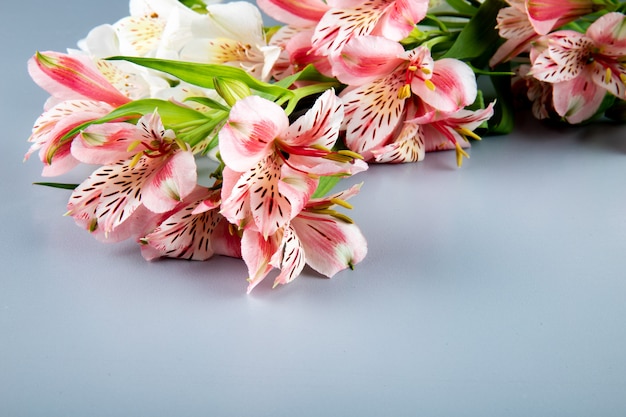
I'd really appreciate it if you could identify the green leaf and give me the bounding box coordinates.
[184,96,230,112]
[443,0,479,15]
[274,64,340,89]
[487,71,515,135]
[107,56,293,101]
[34,182,78,190]
[178,0,207,13]
[312,176,342,199]
[442,0,507,65]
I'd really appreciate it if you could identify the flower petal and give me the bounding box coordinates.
[257,0,329,26]
[143,150,198,213]
[291,210,367,277]
[332,35,404,85]
[140,187,241,261]
[411,58,477,112]
[371,122,424,163]
[341,71,406,155]
[28,51,130,106]
[270,226,306,288]
[241,229,280,293]
[283,89,344,148]
[552,73,606,123]
[374,0,428,41]
[219,96,288,172]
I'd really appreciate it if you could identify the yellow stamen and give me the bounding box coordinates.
[407,65,418,72]
[424,79,436,91]
[127,140,143,152]
[337,149,364,160]
[457,127,482,141]
[314,209,354,224]
[455,142,469,167]
[175,138,188,151]
[129,152,143,168]
[605,67,612,84]
[620,73,626,85]
[398,84,412,99]
[421,67,431,75]
[311,144,332,152]
[330,198,353,210]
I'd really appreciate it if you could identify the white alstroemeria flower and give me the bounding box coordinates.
[180,1,281,81]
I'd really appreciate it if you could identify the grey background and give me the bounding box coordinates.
[2,1,626,416]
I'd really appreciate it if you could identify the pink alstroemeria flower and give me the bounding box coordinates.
[372,101,495,166]
[242,184,367,293]
[66,112,197,241]
[490,0,540,67]
[258,0,428,58]
[334,36,477,159]
[140,186,242,261]
[530,12,626,123]
[219,90,367,239]
[26,51,131,176]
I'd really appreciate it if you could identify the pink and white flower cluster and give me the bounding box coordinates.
[259,0,493,164]
[492,0,626,123]
[38,0,622,292]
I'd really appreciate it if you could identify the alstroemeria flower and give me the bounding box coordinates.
[374,101,495,166]
[259,0,428,59]
[140,186,242,261]
[529,12,626,123]
[28,51,131,109]
[180,1,281,81]
[268,26,334,80]
[219,90,367,238]
[335,37,477,158]
[242,184,367,292]
[490,0,540,67]
[66,112,197,241]
[26,51,131,176]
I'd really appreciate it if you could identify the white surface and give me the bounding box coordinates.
[2,1,626,416]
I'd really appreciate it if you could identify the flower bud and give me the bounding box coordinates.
[213,77,251,107]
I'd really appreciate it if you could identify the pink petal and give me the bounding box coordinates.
[257,0,329,26]
[67,160,161,241]
[332,35,404,85]
[526,0,595,35]
[374,0,428,41]
[587,12,626,54]
[312,1,387,57]
[411,58,477,112]
[270,226,306,287]
[219,167,252,229]
[341,71,406,154]
[241,229,280,293]
[140,187,241,261]
[72,122,145,165]
[291,210,367,277]
[283,89,344,148]
[28,99,114,176]
[28,51,130,106]
[590,61,626,99]
[142,151,198,213]
[371,122,425,163]
[277,164,319,219]
[219,96,288,172]
[552,73,606,123]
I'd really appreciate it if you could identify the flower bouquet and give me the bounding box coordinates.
[26,0,626,292]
